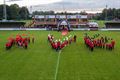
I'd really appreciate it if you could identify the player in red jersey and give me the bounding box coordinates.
[93,40,97,47]
[55,41,58,51]
[106,44,109,50]
[89,42,94,51]
[6,42,11,50]
[111,40,115,49]
[108,44,113,50]
[24,41,28,49]
[51,42,55,49]
[60,42,65,49]
[57,39,61,51]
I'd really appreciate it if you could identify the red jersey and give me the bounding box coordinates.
[24,41,28,46]
[6,42,11,47]
[57,41,61,47]
[55,43,58,49]
[51,42,55,49]
[89,42,94,48]
[22,38,26,43]
[102,43,105,47]
[111,41,115,46]
[99,43,102,47]
[109,44,112,48]
[61,43,65,49]
[106,44,109,48]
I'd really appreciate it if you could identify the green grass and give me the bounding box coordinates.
[0,31,120,80]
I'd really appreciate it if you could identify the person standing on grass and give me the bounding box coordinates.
[57,39,61,51]
[93,39,97,47]
[105,36,108,43]
[48,34,51,41]
[106,43,111,50]
[32,37,35,43]
[108,44,112,50]
[27,37,30,43]
[69,38,72,44]
[55,40,58,51]
[60,42,64,49]
[73,35,77,42]
[90,41,94,51]
[102,43,105,49]
[51,35,54,40]
[24,41,28,49]
[51,42,56,49]
[111,40,115,49]
[6,42,11,50]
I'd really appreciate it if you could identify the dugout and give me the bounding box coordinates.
[105,21,120,28]
[0,21,26,28]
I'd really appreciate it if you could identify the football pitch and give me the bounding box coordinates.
[0,31,120,80]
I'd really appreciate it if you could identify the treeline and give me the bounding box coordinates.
[93,8,120,20]
[0,4,29,20]
[0,4,119,21]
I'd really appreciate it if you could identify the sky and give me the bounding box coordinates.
[0,0,120,13]
[0,0,62,6]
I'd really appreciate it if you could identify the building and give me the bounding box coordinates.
[32,15,89,30]
[0,20,25,28]
[105,21,120,28]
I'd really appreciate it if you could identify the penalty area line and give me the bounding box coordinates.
[54,50,61,80]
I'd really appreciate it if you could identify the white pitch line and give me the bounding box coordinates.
[54,50,61,80]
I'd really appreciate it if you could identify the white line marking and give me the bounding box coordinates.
[54,50,61,80]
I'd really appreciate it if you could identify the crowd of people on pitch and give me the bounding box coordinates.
[84,33,115,51]
[48,34,77,51]
[5,34,35,50]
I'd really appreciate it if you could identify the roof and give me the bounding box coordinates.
[88,22,99,27]
[105,21,120,24]
[0,20,26,24]
[60,20,68,25]
[34,15,88,19]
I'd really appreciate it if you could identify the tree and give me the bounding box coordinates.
[80,11,87,15]
[9,4,20,20]
[116,9,120,19]
[93,8,120,20]
[32,11,55,15]
[19,6,29,20]
[0,5,3,20]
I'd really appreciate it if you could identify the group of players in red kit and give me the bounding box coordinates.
[5,34,35,50]
[5,33,116,52]
[84,34,115,51]
[48,34,77,51]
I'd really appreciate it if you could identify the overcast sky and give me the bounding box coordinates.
[0,0,62,6]
[0,0,120,13]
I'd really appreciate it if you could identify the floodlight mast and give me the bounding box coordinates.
[105,5,108,21]
[3,0,22,20]
[3,0,7,20]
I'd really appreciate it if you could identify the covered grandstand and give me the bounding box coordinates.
[31,15,89,30]
[105,21,120,28]
[0,21,25,28]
